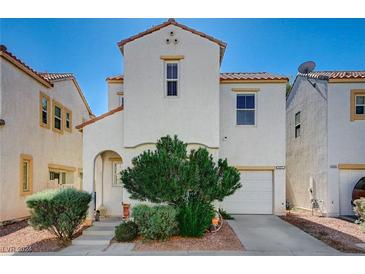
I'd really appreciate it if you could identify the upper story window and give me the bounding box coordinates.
[116,92,124,107]
[64,107,72,133]
[52,100,63,134]
[236,94,255,125]
[39,92,50,129]
[295,111,301,138]
[351,90,365,121]
[166,62,178,96]
[356,95,365,115]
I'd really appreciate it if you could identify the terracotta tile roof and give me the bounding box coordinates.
[106,74,124,81]
[220,72,289,81]
[76,106,123,130]
[117,19,227,62]
[0,45,53,87]
[305,71,365,80]
[39,72,74,81]
[39,72,93,116]
[0,45,93,116]
[105,73,289,83]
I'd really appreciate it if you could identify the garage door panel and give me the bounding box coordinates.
[222,171,273,214]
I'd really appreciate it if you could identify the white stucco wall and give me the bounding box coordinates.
[83,109,220,215]
[327,82,365,215]
[123,25,220,148]
[286,76,329,212]
[0,58,89,222]
[108,82,123,110]
[219,82,287,214]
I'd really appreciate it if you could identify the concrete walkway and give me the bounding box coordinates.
[8,215,357,256]
[229,215,340,255]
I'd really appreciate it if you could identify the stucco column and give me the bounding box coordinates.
[83,153,95,225]
[274,169,286,215]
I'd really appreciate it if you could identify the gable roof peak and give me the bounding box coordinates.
[117,19,227,63]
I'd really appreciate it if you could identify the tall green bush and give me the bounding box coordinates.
[122,135,241,237]
[178,201,214,237]
[26,188,92,245]
[132,204,178,241]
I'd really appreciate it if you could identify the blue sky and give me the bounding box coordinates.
[1,18,365,115]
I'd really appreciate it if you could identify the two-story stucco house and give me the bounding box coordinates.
[0,45,94,224]
[286,71,365,216]
[76,19,288,218]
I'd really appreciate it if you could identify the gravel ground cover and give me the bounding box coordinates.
[133,220,244,251]
[0,220,59,253]
[281,210,365,253]
[0,220,88,253]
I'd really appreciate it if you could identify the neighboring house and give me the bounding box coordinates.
[286,71,365,216]
[0,45,94,223]
[77,19,288,217]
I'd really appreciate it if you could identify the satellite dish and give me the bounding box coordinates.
[298,61,316,74]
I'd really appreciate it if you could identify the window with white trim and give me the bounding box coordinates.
[22,160,31,192]
[20,154,33,195]
[166,62,178,96]
[236,94,255,125]
[50,171,66,185]
[355,95,365,115]
[295,111,301,138]
[52,100,63,133]
[64,107,72,133]
[39,92,50,128]
[112,161,122,187]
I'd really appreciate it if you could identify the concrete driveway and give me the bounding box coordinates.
[229,215,340,255]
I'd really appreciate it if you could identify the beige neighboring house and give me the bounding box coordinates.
[76,19,288,218]
[0,45,94,224]
[286,71,365,216]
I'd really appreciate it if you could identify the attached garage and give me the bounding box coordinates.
[339,167,365,216]
[222,169,273,214]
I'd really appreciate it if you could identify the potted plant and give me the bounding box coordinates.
[122,203,130,219]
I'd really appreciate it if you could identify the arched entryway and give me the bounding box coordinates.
[92,150,123,217]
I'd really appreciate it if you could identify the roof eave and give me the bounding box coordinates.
[0,51,53,88]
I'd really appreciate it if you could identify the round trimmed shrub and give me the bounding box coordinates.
[26,188,92,245]
[132,204,178,241]
[115,221,138,242]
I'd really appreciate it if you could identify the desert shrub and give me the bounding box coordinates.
[115,221,138,242]
[353,198,365,232]
[178,201,214,237]
[26,188,92,245]
[219,208,234,220]
[131,204,150,229]
[122,135,241,237]
[132,204,178,240]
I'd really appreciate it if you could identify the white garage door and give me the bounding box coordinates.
[222,171,273,214]
[340,170,365,216]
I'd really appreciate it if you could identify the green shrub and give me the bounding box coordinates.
[178,201,214,237]
[219,208,234,220]
[131,204,150,230]
[132,204,178,241]
[122,135,241,238]
[354,198,365,232]
[115,221,138,242]
[26,188,92,245]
